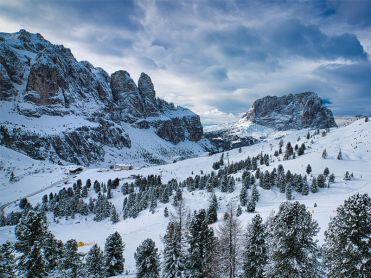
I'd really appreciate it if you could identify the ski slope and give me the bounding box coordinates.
[1,119,370,275]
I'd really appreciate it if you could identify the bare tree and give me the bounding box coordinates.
[215,203,243,278]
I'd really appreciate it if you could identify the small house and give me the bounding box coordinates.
[113,164,133,170]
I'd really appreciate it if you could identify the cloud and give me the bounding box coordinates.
[0,0,370,122]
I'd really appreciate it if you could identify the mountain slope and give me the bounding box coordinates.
[0,30,211,166]
[1,119,370,275]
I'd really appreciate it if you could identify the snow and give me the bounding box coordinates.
[1,119,371,275]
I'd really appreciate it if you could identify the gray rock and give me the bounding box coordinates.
[243,92,337,130]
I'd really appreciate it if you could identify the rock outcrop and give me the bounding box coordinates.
[0,30,207,165]
[243,92,337,130]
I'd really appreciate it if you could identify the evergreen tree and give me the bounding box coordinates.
[186,209,215,278]
[323,167,330,177]
[302,177,309,196]
[323,193,370,277]
[337,150,343,160]
[0,241,16,278]
[252,184,259,203]
[264,202,320,278]
[310,177,318,193]
[317,174,326,188]
[242,215,267,278]
[135,238,160,278]
[236,205,242,217]
[206,194,218,224]
[85,244,105,277]
[322,149,328,159]
[43,232,63,273]
[329,173,335,183]
[240,185,248,206]
[164,207,169,217]
[285,183,292,200]
[306,164,312,175]
[61,239,80,277]
[247,198,256,213]
[15,210,48,274]
[162,222,183,278]
[104,231,125,276]
[110,205,120,224]
[24,241,46,278]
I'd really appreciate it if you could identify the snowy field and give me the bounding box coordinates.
[1,119,370,275]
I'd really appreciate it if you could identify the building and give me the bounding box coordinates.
[113,164,133,170]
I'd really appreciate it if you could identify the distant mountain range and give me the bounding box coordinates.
[0,30,337,165]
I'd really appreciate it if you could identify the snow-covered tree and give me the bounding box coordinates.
[15,210,48,274]
[322,149,328,159]
[162,222,184,278]
[317,174,326,188]
[0,241,16,278]
[242,214,267,278]
[206,193,218,224]
[264,201,320,278]
[110,205,120,224]
[85,244,105,277]
[24,241,46,278]
[104,231,125,276]
[60,239,80,278]
[306,164,312,175]
[323,193,370,277]
[186,209,215,277]
[135,238,160,278]
[337,150,343,160]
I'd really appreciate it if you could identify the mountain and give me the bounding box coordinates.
[206,92,337,151]
[0,30,211,166]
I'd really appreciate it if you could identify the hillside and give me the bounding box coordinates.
[1,118,370,275]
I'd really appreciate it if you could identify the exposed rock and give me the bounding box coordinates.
[243,92,337,130]
[0,30,207,165]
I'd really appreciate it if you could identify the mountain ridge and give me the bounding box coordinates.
[0,30,209,166]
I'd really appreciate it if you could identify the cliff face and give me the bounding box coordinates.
[243,92,337,130]
[0,30,207,166]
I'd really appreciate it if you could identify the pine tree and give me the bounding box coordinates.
[240,186,248,206]
[264,202,320,278]
[247,198,256,213]
[135,238,160,278]
[162,222,183,278]
[206,193,218,224]
[285,183,292,200]
[85,244,105,277]
[43,232,63,273]
[302,177,309,196]
[252,184,259,203]
[186,209,215,278]
[236,205,242,217]
[323,167,330,177]
[242,214,267,278]
[323,193,370,277]
[317,174,326,188]
[310,177,318,193]
[322,149,328,159]
[0,241,16,278]
[15,210,48,274]
[329,173,335,183]
[164,207,169,217]
[306,164,312,175]
[25,241,46,278]
[110,205,120,224]
[337,150,343,160]
[104,231,125,276]
[60,239,80,277]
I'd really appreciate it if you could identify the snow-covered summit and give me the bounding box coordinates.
[0,30,209,166]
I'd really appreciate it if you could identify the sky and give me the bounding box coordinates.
[0,0,370,124]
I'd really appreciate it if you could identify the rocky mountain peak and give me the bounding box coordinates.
[0,30,207,166]
[243,92,337,130]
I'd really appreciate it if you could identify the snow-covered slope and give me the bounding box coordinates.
[0,30,211,166]
[1,119,370,275]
